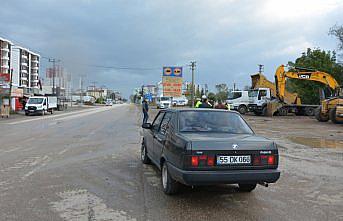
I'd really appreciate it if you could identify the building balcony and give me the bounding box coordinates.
[21,69,28,73]
[31,59,39,64]
[1,48,10,52]
[21,62,28,67]
[32,66,39,70]
[1,56,9,60]
[1,64,9,69]
[31,72,39,75]
[21,76,28,81]
[32,79,39,83]
[21,54,28,59]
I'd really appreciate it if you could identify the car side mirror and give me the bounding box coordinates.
[142,123,152,129]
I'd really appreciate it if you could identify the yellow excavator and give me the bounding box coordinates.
[249,69,317,116]
[275,65,343,124]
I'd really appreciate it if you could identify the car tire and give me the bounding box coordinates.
[238,183,257,192]
[50,109,54,115]
[25,112,29,116]
[329,108,343,124]
[238,105,247,115]
[141,142,151,164]
[161,162,179,195]
[305,107,315,116]
[315,107,329,122]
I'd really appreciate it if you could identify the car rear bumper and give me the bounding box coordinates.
[168,163,280,186]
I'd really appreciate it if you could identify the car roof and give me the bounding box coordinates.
[161,108,237,113]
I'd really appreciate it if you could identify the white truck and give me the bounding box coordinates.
[226,90,250,114]
[25,96,57,116]
[156,96,172,109]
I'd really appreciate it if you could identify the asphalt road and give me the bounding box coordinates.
[0,104,342,221]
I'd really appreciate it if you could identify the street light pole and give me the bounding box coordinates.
[190,61,196,108]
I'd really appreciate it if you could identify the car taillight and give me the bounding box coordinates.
[267,155,275,165]
[253,155,276,166]
[191,156,199,167]
[207,156,215,166]
[190,155,215,167]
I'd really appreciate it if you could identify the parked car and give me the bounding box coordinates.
[141,108,280,195]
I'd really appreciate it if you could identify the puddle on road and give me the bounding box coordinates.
[287,136,343,148]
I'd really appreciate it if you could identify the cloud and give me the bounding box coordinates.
[0,0,342,96]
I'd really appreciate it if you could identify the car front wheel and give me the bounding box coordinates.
[238,183,257,192]
[161,162,179,195]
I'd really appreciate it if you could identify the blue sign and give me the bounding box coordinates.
[144,93,153,102]
[163,67,183,77]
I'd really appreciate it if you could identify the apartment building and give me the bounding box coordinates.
[0,37,12,81]
[11,46,40,93]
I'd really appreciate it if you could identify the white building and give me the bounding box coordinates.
[0,37,13,79]
[10,46,40,93]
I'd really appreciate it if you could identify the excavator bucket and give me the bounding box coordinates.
[251,73,301,105]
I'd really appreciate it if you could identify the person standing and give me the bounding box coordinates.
[214,100,228,110]
[142,99,149,124]
[198,95,212,108]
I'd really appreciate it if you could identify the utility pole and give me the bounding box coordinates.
[79,75,85,106]
[258,64,264,74]
[190,61,196,107]
[8,69,13,112]
[48,58,60,95]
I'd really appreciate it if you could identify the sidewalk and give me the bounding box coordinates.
[0,105,98,121]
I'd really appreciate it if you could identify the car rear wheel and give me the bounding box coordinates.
[161,162,179,195]
[141,142,151,164]
[238,105,247,114]
[238,183,257,192]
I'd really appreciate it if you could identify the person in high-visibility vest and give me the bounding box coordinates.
[195,98,202,108]
[198,95,212,108]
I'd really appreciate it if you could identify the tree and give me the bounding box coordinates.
[215,83,229,101]
[207,92,216,101]
[287,48,343,104]
[329,25,343,51]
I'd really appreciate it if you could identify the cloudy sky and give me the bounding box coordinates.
[0,0,342,97]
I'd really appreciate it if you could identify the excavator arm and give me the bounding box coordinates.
[275,65,340,102]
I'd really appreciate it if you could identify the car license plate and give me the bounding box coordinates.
[217,155,251,165]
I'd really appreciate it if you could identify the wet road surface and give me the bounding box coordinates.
[0,104,342,221]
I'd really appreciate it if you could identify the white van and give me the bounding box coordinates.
[156,96,172,109]
[25,96,57,116]
[226,90,250,114]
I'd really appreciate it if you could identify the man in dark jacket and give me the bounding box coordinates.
[142,99,149,124]
[199,96,212,108]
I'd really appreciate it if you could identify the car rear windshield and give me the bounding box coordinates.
[179,111,253,134]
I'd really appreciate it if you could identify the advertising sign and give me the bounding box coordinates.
[162,67,183,97]
[0,73,10,82]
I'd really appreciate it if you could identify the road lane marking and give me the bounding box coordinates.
[22,155,50,180]
[6,108,99,125]
[6,104,125,125]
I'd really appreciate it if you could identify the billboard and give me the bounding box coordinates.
[162,67,183,97]
[0,73,10,83]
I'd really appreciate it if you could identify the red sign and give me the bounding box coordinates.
[0,73,10,82]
